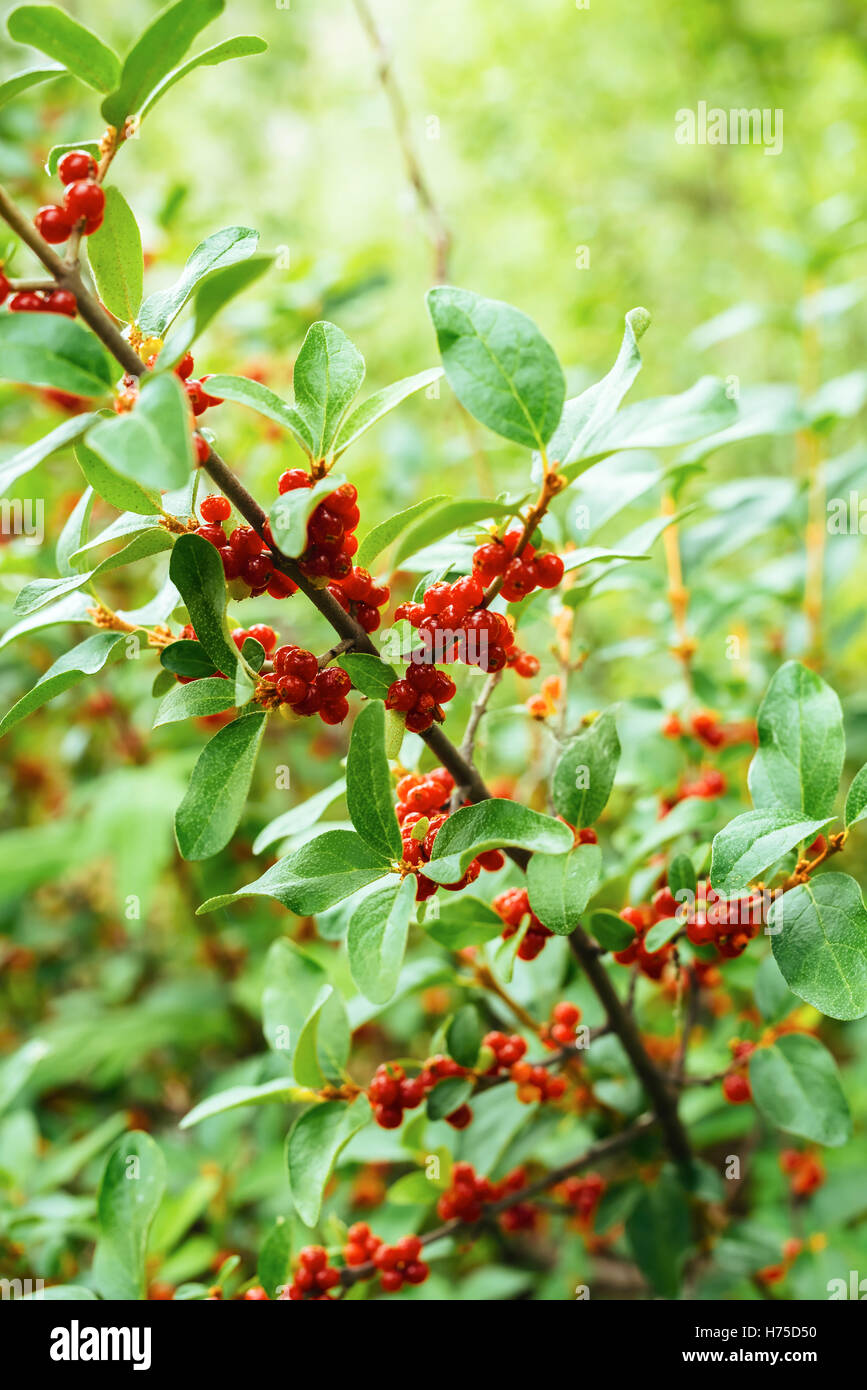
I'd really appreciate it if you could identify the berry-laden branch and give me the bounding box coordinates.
[0,182,693,1176]
[329,1113,655,1297]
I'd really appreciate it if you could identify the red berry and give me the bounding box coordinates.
[445,1103,473,1130]
[185,379,209,415]
[175,352,195,380]
[43,288,77,317]
[9,291,42,314]
[340,567,373,602]
[355,603,380,632]
[723,1073,752,1105]
[246,623,277,653]
[229,526,264,558]
[64,180,105,224]
[200,494,231,523]
[195,523,227,548]
[533,552,565,588]
[315,666,351,699]
[283,648,319,682]
[0,272,9,306]
[58,150,98,183]
[34,205,72,244]
[278,467,312,494]
[194,434,211,464]
[386,679,417,712]
[277,674,308,704]
[242,555,273,589]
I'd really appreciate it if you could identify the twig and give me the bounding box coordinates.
[338,1113,656,1289]
[352,0,451,283]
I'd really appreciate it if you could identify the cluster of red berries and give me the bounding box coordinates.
[385,661,457,733]
[193,508,296,599]
[473,530,565,599]
[282,1245,340,1301]
[511,1059,568,1105]
[679,882,763,956]
[395,575,516,674]
[722,1040,755,1104]
[540,1001,582,1050]
[497,1167,540,1233]
[369,1236,429,1293]
[757,1237,808,1288]
[492,886,552,961]
[780,1148,825,1197]
[0,278,77,316]
[662,709,757,749]
[277,469,360,582]
[32,149,104,245]
[557,1172,606,1225]
[340,1224,430,1292]
[396,768,504,898]
[659,767,726,815]
[267,646,352,725]
[482,1030,528,1073]
[367,1056,472,1130]
[436,1161,531,1225]
[612,905,674,980]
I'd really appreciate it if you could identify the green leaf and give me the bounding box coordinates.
[169,532,242,678]
[423,896,505,950]
[75,435,160,515]
[7,5,120,93]
[160,639,218,679]
[548,306,650,465]
[140,34,267,118]
[92,1132,166,1300]
[447,1005,483,1068]
[333,367,443,457]
[393,497,517,567]
[86,186,143,323]
[749,661,845,820]
[644,916,681,952]
[56,485,93,574]
[199,373,312,455]
[551,709,620,827]
[526,843,601,935]
[336,652,398,701]
[175,712,266,860]
[86,373,193,493]
[154,676,235,727]
[769,872,867,1021]
[13,526,173,615]
[0,590,95,651]
[180,1078,311,1129]
[101,0,224,127]
[286,1097,371,1227]
[257,1217,292,1301]
[426,285,565,449]
[269,474,344,558]
[625,1171,691,1299]
[844,763,867,828]
[0,631,127,739]
[749,1033,851,1146]
[560,376,737,480]
[0,63,64,109]
[754,954,796,1023]
[347,875,414,1004]
[293,321,365,460]
[262,938,350,1084]
[0,312,113,396]
[346,700,402,860]
[590,909,638,952]
[252,778,346,855]
[136,225,259,338]
[355,495,450,570]
[710,810,833,896]
[197,829,391,915]
[0,414,97,495]
[162,254,272,355]
[427,1076,474,1121]
[668,852,697,901]
[424,799,573,884]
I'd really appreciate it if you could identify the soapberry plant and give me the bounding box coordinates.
[0,0,865,1311]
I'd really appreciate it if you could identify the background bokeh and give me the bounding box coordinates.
[0,0,865,1300]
